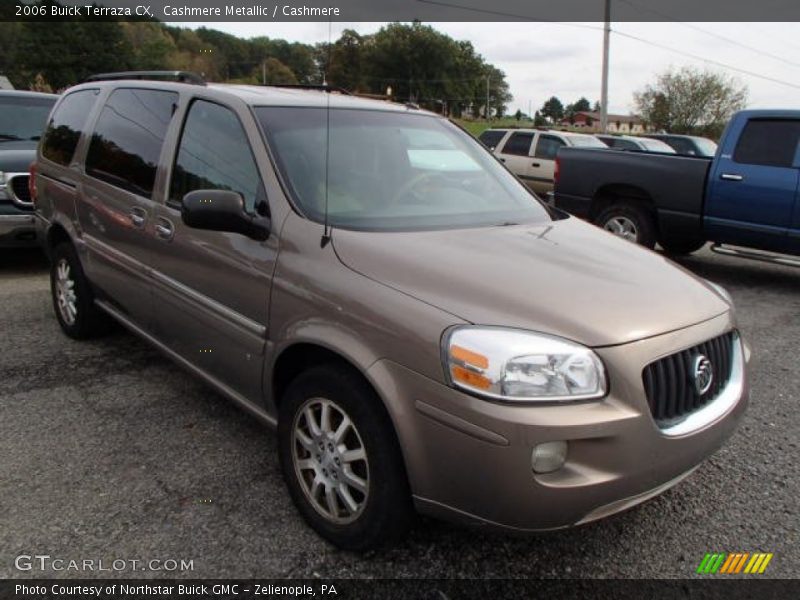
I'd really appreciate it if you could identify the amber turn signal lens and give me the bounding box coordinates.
[451,365,492,390]
[450,344,489,369]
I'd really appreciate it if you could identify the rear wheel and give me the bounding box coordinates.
[595,202,657,249]
[659,238,706,255]
[50,242,111,339]
[277,364,414,550]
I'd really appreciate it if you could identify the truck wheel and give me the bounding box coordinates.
[659,238,706,255]
[50,242,111,339]
[277,364,414,551]
[595,203,657,249]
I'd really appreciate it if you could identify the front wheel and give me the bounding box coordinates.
[595,202,657,249]
[278,365,414,550]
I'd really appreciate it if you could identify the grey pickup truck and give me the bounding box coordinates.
[553,110,800,261]
[0,90,57,247]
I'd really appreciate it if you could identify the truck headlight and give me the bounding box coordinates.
[443,327,607,402]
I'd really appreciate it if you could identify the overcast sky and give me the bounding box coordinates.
[174,21,800,116]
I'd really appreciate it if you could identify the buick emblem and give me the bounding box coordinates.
[693,354,714,395]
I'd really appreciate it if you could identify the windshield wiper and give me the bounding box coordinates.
[0,134,23,141]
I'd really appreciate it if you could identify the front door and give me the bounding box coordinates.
[706,118,800,253]
[151,98,278,402]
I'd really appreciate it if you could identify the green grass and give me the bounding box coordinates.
[453,118,534,137]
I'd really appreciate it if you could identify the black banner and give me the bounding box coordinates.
[2,580,800,600]
[3,0,800,23]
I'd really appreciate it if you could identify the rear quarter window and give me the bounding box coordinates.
[41,89,100,166]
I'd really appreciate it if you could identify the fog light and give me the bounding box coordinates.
[531,441,568,474]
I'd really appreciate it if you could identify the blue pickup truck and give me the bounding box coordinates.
[552,110,800,262]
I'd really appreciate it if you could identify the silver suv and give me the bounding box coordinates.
[35,72,748,550]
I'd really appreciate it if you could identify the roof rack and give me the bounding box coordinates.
[265,83,351,95]
[83,71,206,86]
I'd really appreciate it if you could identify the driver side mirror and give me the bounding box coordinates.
[181,190,270,241]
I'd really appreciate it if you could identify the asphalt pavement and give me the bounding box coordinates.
[1,246,797,579]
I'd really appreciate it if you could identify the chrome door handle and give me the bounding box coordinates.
[155,218,174,241]
[721,173,743,181]
[129,208,146,228]
[532,162,541,167]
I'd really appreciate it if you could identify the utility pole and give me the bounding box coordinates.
[485,74,490,121]
[600,0,611,133]
[262,59,266,86]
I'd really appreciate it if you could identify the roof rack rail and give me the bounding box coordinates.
[265,83,351,95]
[83,71,206,86]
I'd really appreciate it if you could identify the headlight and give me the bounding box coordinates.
[443,327,607,402]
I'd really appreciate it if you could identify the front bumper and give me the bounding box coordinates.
[368,311,748,532]
[0,212,39,247]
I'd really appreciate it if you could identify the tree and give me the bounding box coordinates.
[514,109,522,121]
[533,110,546,127]
[540,96,564,123]
[592,100,601,112]
[634,67,748,138]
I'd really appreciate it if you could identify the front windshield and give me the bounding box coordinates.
[0,96,56,142]
[694,137,718,157]
[255,107,552,231]
[639,138,676,153]
[570,135,607,148]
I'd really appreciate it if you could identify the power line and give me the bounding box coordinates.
[612,29,800,91]
[414,0,604,31]
[615,0,800,69]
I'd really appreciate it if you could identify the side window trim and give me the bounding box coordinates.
[84,87,179,199]
[167,97,267,216]
[500,131,535,157]
[732,118,800,168]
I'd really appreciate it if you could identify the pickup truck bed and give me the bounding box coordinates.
[555,148,712,243]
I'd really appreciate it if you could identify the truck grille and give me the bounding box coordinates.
[9,175,33,207]
[642,331,735,427]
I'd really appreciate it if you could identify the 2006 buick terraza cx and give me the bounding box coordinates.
[34,72,749,550]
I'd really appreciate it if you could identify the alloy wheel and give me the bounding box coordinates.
[291,397,370,524]
[55,258,78,326]
[604,216,639,242]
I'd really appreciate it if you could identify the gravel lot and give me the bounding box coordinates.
[1,246,797,579]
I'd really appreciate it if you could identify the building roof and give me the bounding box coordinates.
[571,111,643,123]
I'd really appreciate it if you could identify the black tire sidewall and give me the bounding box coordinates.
[596,203,657,249]
[50,243,103,339]
[277,364,412,551]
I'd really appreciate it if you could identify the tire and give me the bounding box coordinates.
[594,202,657,249]
[659,238,706,255]
[50,242,111,339]
[278,364,414,550]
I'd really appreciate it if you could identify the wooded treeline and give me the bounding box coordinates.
[0,7,512,117]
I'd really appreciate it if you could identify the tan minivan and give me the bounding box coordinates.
[34,73,749,550]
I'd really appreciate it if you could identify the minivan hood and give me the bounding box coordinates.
[332,217,729,347]
[0,141,37,171]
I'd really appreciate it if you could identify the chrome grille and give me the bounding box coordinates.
[643,331,735,427]
[8,175,33,208]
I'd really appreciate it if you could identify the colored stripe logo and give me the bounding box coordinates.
[697,552,773,574]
